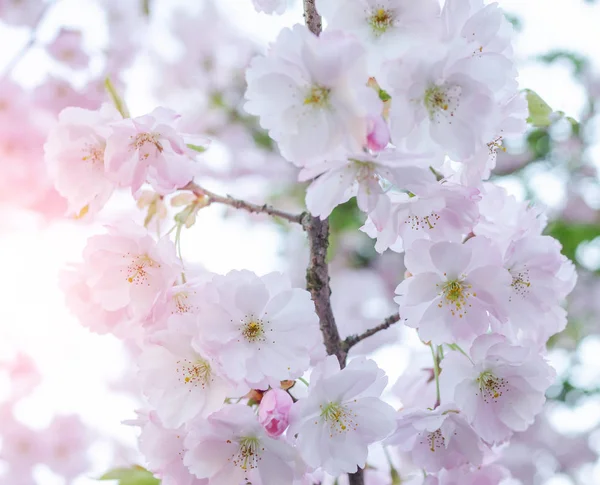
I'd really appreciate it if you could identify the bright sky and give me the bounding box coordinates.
[1,1,600,484]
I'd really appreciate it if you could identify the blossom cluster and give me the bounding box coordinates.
[46,0,580,484]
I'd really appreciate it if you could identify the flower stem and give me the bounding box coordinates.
[430,343,441,409]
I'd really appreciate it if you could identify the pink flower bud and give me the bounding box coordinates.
[365,115,390,152]
[258,388,293,437]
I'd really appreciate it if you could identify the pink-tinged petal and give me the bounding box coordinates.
[430,241,471,277]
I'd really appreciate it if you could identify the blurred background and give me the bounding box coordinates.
[1,0,600,484]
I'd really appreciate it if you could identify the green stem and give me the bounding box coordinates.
[430,343,441,409]
[298,377,310,387]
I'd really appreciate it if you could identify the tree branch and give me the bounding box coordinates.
[342,312,401,353]
[302,0,322,35]
[183,182,305,225]
[301,2,362,485]
[303,215,345,365]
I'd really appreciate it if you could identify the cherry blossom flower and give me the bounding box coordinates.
[42,415,92,480]
[474,183,546,252]
[259,388,294,437]
[366,115,391,152]
[395,237,511,346]
[196,270,321,388]
[137,411,207,485]
[45,103,121,218]
[138,317,232,429]
[46,28,90,69]
[363,181,481,253]
[244,25,381,162]
[440,333,555,444]
[386,405,487,472]
[498,235,576,345]
[105,107,201,195]
[383,42,515,160]
[0,0,45,26]
[302,149,435,218]
[60,264,135,339]
[184,404,298,484]
[288,356,396,476]
[2,352,41,400]
[318,0,440,62]
[80,222,182,319]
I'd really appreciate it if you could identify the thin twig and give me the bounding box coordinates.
[183,182,305,225]
[342,312,401,352]
[430,343,441,409]
[1,1,57,80]
[302,0,322,35]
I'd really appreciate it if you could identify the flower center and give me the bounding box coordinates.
[130,132,163,157]
[172,291,192,314]
[476,371,508,404]
[242,318,265,342]
[124,253,159,284]
[320,402,357,436]
[232,436,263,471]
[177,358,212,388]
[405,212,441,231]
[304,85,331,107]
[510,267,531,301]
[369,8,394,35]
[437,278,473,318]
[423,84,461,122]
[81,143,104,168]
[422,428,445,452]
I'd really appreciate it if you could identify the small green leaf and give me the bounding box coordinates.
[104,77,130,119]
[546,220,600,263]
[187,143,207,153]
[524,89,553,127]
[100,466,160,485]
[378,88,391,102]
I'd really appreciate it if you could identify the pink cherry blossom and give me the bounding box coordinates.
[366,116,391,152]
[440,333,555,444]
[42,415,93,480]
[288,356,396,476]
[46,28,90,69]
[45,103,121,217]
[302,149,435,219]
[259,388,294,437]
[395,237,512,346]
[138,317,232,429]
[383,41,514,160]
[318,0,441,61]
[244,25,381,162]
[363,181,481,253]
[2,352,41,400]
[60,264,136,339]
[498,235,576,345]
[184,404,299,485]
[474,183,547,252]
[196,270,321,388]
[0,408,48,477]
[137,411,207,485]
[80,221,182,319]
[386,405,488,472]
[104,107,200,195]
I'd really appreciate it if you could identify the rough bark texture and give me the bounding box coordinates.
[303,215,346,366]
[301,0,362,483]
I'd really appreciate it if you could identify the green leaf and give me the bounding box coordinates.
[378,88,391,102]
[100,466,160,485]
[187,143,207,153]
[524,89,554,127]
[526,128,551,160]
[546,220,600,262]
[104,77,130,119]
